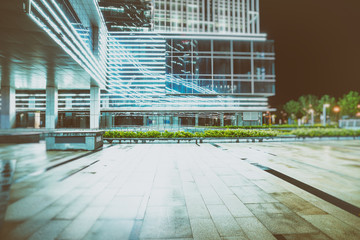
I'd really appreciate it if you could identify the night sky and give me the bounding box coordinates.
[260,0,360,106]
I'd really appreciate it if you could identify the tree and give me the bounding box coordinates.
[283,100,301,119]
[316,95,336,114]
[298,95,319,116]
[338,91,360,117]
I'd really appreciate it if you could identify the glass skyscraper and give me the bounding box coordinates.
[100,0,275,127]
[0,0,275,129]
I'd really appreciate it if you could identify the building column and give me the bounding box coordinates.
[235,113,239,126]
[0,86,16,129]
[195,114,199,127]
[106,113,113,128]
[220,113,224,127]
[90,86,100,129]
[46,87,58,129]
[1,59,16,129]
[259,112,263,125]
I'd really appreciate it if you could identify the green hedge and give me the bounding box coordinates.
[215,124,338,129]
[103,129,279,138]
[103,128,360,139]
[290,128,360,137]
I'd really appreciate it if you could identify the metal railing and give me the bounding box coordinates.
[339,119,360,129]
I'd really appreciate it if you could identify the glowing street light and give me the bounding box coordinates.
[333,106,340,122]
[323,103,330,126]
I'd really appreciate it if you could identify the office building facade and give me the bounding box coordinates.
[0,0,275,129]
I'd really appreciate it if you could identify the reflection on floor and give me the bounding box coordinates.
[0,141,359,240]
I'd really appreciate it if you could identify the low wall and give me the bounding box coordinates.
[46,131,104,150]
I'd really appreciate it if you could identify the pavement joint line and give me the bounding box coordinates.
[273,234,287,240]
[13,144,115,184]
[59,160,100,181]
[129,219,143,240]
[248,161,360,218]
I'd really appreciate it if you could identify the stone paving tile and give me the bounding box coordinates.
[221,175,253,187]
[213,167,237,176]
[310,200,360,231]
[245,202,293,215]
[221,237,248,240]
[28,220,70,240]
[100,196,142,220]
[139,206,192,239]
[231,185,278,204]
[180,171,195,182]
[183,182,211,219]
[5,183,72,221]
[83,219,134,240]
[207,204,247,238]
[147,187,185,207]
[141,238,194,240]
[57,206,105,239]
[303,215,360,240]
[1,205,65,240]
[235,217,276,240]
[118,182,152,197]
[252,179,288,193]
[220,195,254,218]
[89,188,118,207]
[190,218,221,240]
[55,195,95,220]
[205,173,234,196]
[195,184,223,205]
[251,212,319,235]
[281,232,332,240]
[271,192,328,216]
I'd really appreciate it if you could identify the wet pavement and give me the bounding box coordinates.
[0,140,359,240]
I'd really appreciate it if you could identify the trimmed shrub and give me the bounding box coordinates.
[291,128,360,137]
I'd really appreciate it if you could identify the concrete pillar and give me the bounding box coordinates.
[235,113,239,126]
[65,96,72,109]
[220,113,224,127]
[0,86,16,129]
[158,115,165,129]
[143,116,147,126]
[90,86,100,129]
[1,59,16,129]
[34,111,40,128]
[106,113,113,128]
[29,96,36,109]
[46,87,58,129]
[195,114,199,126]
[238,113,244,126]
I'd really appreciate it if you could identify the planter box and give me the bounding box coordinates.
[0,132,40,143]
[45,131,104,150]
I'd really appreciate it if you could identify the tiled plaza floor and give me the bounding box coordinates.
[0,141,359,240]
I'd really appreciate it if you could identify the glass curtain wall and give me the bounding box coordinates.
[166,39,275,95]
[153,0,260,34]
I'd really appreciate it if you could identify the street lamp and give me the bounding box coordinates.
[309,109,314,126]
[333,106,340,123]
[322,103,330,126]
